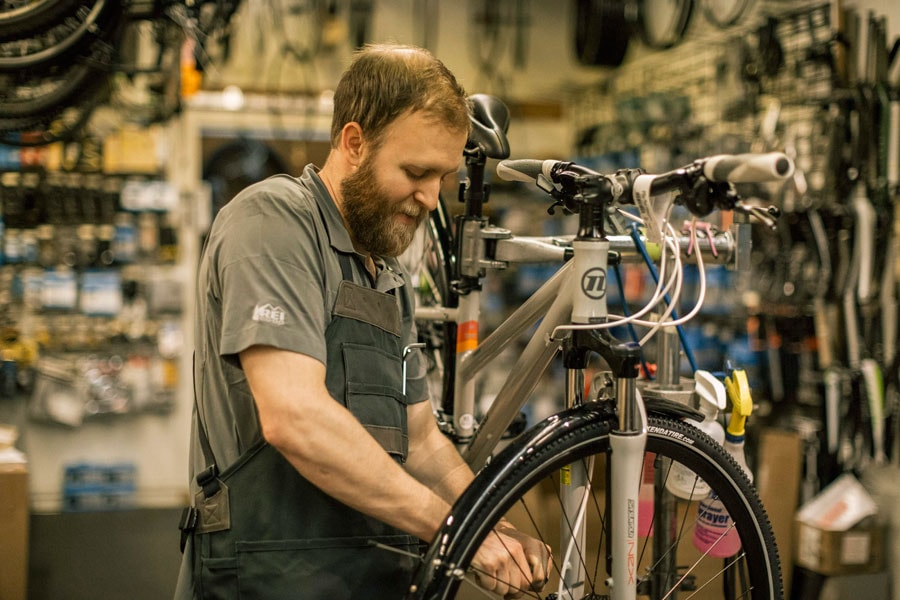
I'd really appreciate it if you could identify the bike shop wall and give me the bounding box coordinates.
[1,1,899,599]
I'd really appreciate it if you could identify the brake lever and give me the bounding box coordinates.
[734,202,781,229]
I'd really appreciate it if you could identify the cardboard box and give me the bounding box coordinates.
[0,462,28,600]
[794,518,885,576]
[755,428,803,592]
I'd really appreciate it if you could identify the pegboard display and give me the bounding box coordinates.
[567,0,900,474]
[569,2,839,163]
[0,169,183,426]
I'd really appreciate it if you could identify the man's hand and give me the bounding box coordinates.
[470,523,552,598]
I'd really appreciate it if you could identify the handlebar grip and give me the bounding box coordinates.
[496,159,555,183]
[702,153,794,183]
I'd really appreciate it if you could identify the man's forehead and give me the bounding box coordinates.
[377,111,466,162]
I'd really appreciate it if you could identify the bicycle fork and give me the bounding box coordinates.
[561,328,646,600]
[561,193,647,600]
[607,374,648,600]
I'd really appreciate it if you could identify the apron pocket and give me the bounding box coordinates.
[235,535,419,600]
[342,344,408,460]
[199,556,238,600]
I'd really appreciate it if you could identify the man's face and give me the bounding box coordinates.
[340,110,467,257]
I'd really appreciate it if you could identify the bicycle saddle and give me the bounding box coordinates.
[467,94,510,160]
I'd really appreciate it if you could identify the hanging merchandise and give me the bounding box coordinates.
[666,370,726,500]
[693,368,754,558]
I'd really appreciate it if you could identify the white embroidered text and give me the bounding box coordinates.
[252,303,286,325]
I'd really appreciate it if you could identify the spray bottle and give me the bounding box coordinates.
[693,367,754,557]
[666,370,726,500]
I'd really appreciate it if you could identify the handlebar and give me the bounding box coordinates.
[497,152,793,188]
[496,152,793,230]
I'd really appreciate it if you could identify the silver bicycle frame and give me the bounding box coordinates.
[414,228,733,600]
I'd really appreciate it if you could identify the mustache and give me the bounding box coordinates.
[399,202,426,222]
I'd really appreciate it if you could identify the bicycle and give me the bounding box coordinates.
[402,94,791,600]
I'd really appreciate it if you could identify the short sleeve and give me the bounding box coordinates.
[214,189,329,365]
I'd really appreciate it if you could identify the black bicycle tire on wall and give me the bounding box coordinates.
[410,410,782,600]
[0,57,108,118]
[574,0,632,67]
[0,0,84,38]
[0,0,116,71]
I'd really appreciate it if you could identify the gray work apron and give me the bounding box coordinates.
[186,252,419,599]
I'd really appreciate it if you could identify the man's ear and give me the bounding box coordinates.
[339,122,365,166]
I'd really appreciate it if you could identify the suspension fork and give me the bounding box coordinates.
[608,379,647,600]
[553,172,645,599]
[565,329,644,600]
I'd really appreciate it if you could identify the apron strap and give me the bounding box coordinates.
[338,252,355,282]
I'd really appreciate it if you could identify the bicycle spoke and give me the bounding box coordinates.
[587,475,607,595]
[554,456,597,596]
[673,553,749,600]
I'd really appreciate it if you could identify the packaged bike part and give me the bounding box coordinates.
[665,370,726,500]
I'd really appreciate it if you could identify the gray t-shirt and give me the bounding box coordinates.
[190,165,427,481]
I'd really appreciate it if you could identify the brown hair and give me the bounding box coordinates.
[330,44,470,148]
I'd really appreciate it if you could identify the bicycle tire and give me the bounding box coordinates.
[411,410,782,600]
[0,0,84,38]
[574,0,632,67]
[0,81,105,146]
[406,197,458,416]
[1,55,108,118]
[0,0,115,71]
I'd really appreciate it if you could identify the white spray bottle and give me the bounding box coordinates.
[665,370,726,500]
[693,368,754,557]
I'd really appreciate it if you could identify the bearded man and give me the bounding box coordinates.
[175,44,549,600]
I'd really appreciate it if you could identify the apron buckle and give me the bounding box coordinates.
[178,506,199,553]
[196,464,220,498]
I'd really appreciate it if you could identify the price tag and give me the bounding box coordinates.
[80,270,122,316]
[42,270,77,310]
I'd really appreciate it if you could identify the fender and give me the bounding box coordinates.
[406,397,703,599]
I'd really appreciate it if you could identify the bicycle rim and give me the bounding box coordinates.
[414,412,782,600]
[404,198,458,416]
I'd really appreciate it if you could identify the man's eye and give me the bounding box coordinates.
[405,168,425,180]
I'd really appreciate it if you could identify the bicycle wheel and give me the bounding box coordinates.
[401,197,458,417]
[0,0,116,72]
[411,409,782,600]
[0,0,83,39]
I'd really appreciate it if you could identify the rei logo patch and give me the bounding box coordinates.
[252,303,286,325]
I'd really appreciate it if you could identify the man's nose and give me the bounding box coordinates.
[415,178,441,212]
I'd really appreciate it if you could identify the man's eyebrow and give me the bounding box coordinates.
[403,163,461,178]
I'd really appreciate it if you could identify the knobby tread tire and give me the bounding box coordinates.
[412,412,782,600]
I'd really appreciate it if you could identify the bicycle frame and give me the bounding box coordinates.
[414,209,738,600]
[418,228,736,470]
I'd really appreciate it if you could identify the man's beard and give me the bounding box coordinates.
[340,157,426,257]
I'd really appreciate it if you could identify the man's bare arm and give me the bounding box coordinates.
[240,345,450,542]
[403,400,474,503]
